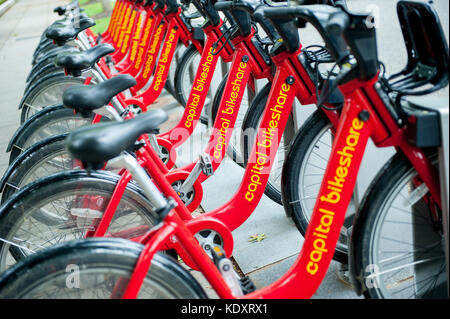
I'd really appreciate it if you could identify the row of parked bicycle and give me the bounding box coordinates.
[0,0,447,299]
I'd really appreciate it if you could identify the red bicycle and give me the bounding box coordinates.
[0,0,347,268]
[19,0,199,123]
[1,0,275,207]
[0,0,344,267]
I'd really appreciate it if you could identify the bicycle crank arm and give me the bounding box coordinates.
[148,133,164,159]
[178,155,213,195]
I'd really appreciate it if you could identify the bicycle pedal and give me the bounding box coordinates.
[199,155,213,176]
[211,246,244,297]
[239,276,256,295]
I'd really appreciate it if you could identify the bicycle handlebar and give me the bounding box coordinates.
[165,0,179,14]
[214,0,254,12]
[213,1,234,12]
[214,0,280,42]
[255,5,349,61]
[259,3,380,81]
[325,11,349,37]
[255,5,348,36]
[190,0,221,27]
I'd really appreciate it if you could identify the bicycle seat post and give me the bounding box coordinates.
[107,152,169,210]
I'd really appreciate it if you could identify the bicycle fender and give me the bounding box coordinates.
[6,104,64,152]
[347,152,404,296]
[0,134,68,194]
[19,73,88,110]
[0,166,151,214]
[18,72,66,109]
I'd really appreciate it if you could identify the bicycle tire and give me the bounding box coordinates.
[26,57,57,83]
[0,238,206,299]
[281,110,350,263]
[0,170,158,271]
[32,41,59,64]
[32,36,52,58]
[8,106,91,164]
[1,134,74,203]
[26,52,71,84]
[32,45,77,66]
[19,72,89,124]
[26,63,63,91]
[350,152,447,299]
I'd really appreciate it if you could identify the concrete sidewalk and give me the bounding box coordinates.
[0,0,66,175]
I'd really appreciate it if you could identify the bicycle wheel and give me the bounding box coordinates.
[19,72,89,124]
[26,53,68,84]
[0,238,206,299]
[281,110,351,263]
[29,47,79,81]
[165,41,187,100]
[32,42,58,65]
[241,82,287,204]
[1,135,77,203]
[0,170,158,272]
[32,37,53,59]
[210,73,257,168]
[26,63,63,91]
[351,152,447,299]
[174,44,211,125]
[8,105,91,164]
[32,45,77,66]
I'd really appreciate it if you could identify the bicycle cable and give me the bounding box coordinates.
[303,44,348,111]
[211,23,238,56]
[316,57,350,111]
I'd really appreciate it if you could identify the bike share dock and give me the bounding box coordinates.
[0,0,448,299]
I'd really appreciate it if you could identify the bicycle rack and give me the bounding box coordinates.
[436,105,449,295]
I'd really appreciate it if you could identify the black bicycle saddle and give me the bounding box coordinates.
[66,109,168,166]
[46,17,95,45]
[63,74,137,116]
[55,43,115,76]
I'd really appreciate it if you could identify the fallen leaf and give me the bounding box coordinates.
[248,233,266,243]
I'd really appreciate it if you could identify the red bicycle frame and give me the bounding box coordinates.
[158,26,271,178]
[80,22,273,187]
[83,0,138,53]
[57,0,444,299]
[82,0,174,87]
[113,42,441,298]
[80,35,345,238]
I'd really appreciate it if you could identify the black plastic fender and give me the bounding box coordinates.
[6,104,64,152]
[1,133,68,194]
[19,72,87,110]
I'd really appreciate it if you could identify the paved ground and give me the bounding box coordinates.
[0,0,448,300]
